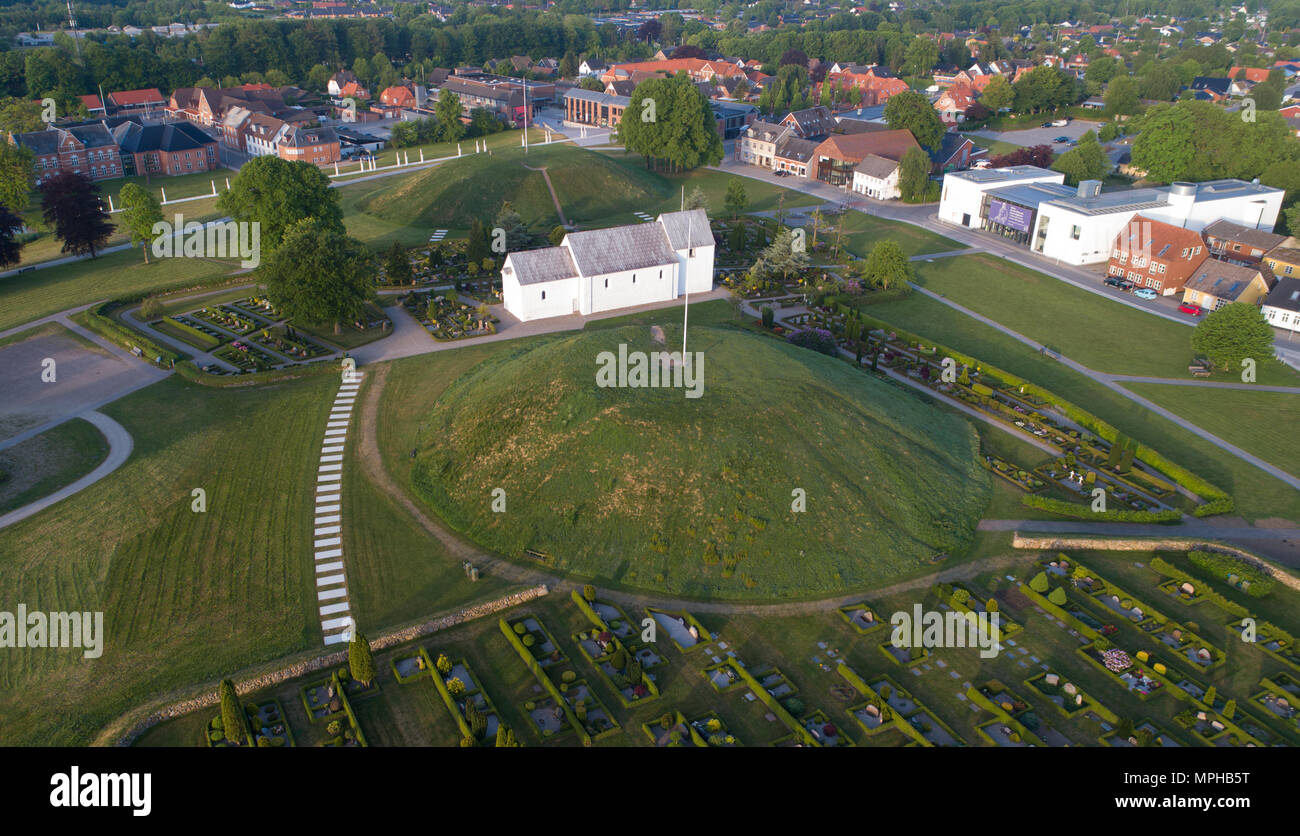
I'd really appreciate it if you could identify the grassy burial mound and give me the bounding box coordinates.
[359,144,667,234]
[411,324,989,599]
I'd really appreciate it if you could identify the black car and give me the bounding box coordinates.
[1104,277,1134,291]
[1041,121,1053,128]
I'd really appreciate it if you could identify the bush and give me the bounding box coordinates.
[761,305,774,328]
[786,327,838,356]
[1021,493,1181,523]
[513,622,526,635]
[1047,587,1068,606]
[326,720,341,736]
[1029,572,1050,593]
[561,671,576,683]
[521,634,535,647]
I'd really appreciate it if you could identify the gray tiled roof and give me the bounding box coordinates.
[1184,260,1264,300]
[508,246,579,286]
[855,153,900,179]
[658,209,714,250]
[564,222,678,277]
[1263,276,1300,312]
[1203,219,1286,251]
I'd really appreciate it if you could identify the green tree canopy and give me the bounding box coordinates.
[1051,131,1110,185]
[883,89,944,151]
[262,217,375,335]
[348,632,375,686]
[859,239,914,290]
[118,183,163,264]
[620,73,723,172]
[897,146,932,202]
[218,679,244,745]
[217,155,342,253]
[1191,302,1275,371]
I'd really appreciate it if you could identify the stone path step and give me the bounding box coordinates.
[310,369,365,645]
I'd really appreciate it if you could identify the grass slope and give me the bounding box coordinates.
[409,323,989,599]
[913,253,1300,385]
[0,418,109,515]
[865,291,1300,522]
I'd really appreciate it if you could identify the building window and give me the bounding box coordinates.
[541,290,546,300]
[603,279,608,288]
[1071,225,1081,240]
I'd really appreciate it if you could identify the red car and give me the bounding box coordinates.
[1179,303,1204,316]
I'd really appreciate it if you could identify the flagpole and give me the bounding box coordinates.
[682,213,690,360]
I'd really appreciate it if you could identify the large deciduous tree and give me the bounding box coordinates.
[1191,303,1275,371]
[262,217,375,335]
[217,155,342,253]
[0,142,34,212]
[1050,131,1110,185]
[883,90,944,151]
[859,239,914,290]
[0,205,24,268]
[620,73,723,172]
[435,91,466,142]
[897,146,933,202]
[40,172,113,258]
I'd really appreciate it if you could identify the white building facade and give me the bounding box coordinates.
[939,167,1285,265]
[502,209,715,323]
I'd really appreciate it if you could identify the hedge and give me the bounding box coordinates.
[964,686,1046,746]
[1148,557,1251,618]
[727,659,817,746]
[1017,583,1101,640]
[76,303,182,366]
[498,618,590,746]
[160,315,222,349]
[1021,493,1182,523]
[427,659,476,742]
[1188,551,1276,598]
[857,310,1232,514]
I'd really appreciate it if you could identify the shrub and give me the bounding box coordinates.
[446,677,465,696]
[761,305,774,328]
[435,653,452,674]
[561,671,576,683]
[582,584,596,602]
[326,720,341,735]
[521,634,535,647]
[513,622,526,635]
[1029,572,1050,593]
[1047,587,1068,606]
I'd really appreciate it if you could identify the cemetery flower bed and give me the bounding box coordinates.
[246,699,295,747]
[966,682,1046,747]
[982,453,1046,492]
[250,325,331,361]
[193,305,258,335]
[560,680,620,740]
[215,341,278,372]
[430,654,501,746]
[391,648,435,684]
[688,711,740,747]
[1024,672,1109,719]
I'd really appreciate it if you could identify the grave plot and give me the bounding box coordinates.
[836,601,887,635]
[391,648,435,684]
[1025,671,1112,722]
[688,712,740,747]
[966,682,1046,747]
[878,638,930,667]
[561,680,619,740]
[641,710,704,747]
[430,652,501,745]
[245,699,295,747]
[298,671,368,746]
[645,607,711,653]
[521,695,572,741]
[1101,719,1181,748]
[401,290,499,340]
[249,325,331,361]
[193,305,259,336]
[215,340,278,372]
[1253,675,1300,732]
[506,615,567,669]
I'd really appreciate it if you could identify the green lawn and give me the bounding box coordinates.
[834,211,966,259]
[1123,383,1300,479]
[864,291,1300,523]
[0,365,508,745]
[329,126,548,178]
[913,253,1300,386]
[0,418,109,515]
[969,135,1024,157]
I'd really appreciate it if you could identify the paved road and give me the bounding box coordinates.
[0,410,132,531]
[979,519,1300,567]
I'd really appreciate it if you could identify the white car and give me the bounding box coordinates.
[1133,288,1158,300]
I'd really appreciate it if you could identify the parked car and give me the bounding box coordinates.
[1178,303,1205,316]
[1051,118,1070,127]
[1054,135,1071,143]
[1104,277,1134,291]
[1133,288,1158,300]
[1040,121,1053,128]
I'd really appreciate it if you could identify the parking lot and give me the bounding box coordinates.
[968,117,1106,149]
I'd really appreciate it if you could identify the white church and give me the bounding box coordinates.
[501,209,715,322]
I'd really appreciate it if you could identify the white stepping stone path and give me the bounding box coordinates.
[314,369,363,646]
[428,229,448,242]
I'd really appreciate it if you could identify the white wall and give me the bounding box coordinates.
[503,273,581,321]
[675,245,715,295]
[582,264,676,315]
[852,170,900,200]
[1033,207,1137,265]
[1263,304,1300,332]
[937,170,1064,227]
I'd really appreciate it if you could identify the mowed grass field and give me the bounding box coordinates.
[833,210,966,259]
[0,417,108,515]
[864,291,1300,523]
[912,253,1300,386]
[1123,383,1300,479]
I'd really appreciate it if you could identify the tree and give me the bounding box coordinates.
[684,185,708,211]
[435,91,466,143]
[1191,303,1275,371]
[560,51,578,79]
[348,632,375,687]
[901,37,939,78]
[548,224,567,246]
[0,97,44,134]
[761,305,774,328]
[218,679,245,745]
[218,156,342,253]
[118,183,163,264]
[897,147,932,202]
[578,76,605,92]
[466,218,490,266]
[0,205,24,268]
[1029,571,1050,593]
[1012,67,1078,114]
[262,218,374,335]
[779,49,809,68]
[620,74,723,172]
[0,143,34,212]
[1203,685,1217,706]
[384,240,412,285]
[1103,75,1141,117]
[40,173,112,258]
[760,226,809,283]
[493,201,529,251]
[860,240,913,290]
[1051,131,1109,185]
[980,75,1014,112]
[723,178,749,219]
[883,90,944,151]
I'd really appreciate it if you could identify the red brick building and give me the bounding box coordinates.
[1105,214,1210,296]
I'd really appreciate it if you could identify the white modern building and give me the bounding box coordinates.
[501,209,715,322]
[1262,276,1300,333]
[939,167,1286,265]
